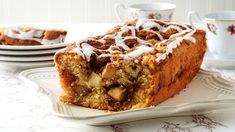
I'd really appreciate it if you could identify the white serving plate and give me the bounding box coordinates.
[0,48,61,56]
[0,61,54,69]
[19,67,235,125]
[0,54,54,62]
[0,43,67,50]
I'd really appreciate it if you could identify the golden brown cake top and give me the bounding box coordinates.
[0,26,67,45]
[60,19,198,63]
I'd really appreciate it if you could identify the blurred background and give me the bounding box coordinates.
[0,0,234,24]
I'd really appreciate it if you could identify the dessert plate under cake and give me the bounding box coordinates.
[0,43,68,50]
[19,67,235,125]
[0,48,60,55]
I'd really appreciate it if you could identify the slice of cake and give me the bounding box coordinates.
[0,26,67,46]
[54,19,207,111]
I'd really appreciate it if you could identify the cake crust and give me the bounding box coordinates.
[54,19,207,111]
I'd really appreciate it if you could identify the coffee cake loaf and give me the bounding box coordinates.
[54,19,207,111]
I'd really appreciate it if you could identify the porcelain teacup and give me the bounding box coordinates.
[188,11,235,59]
[114,2,176,22]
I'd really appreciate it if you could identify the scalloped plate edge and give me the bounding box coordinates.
[19,67,235,125]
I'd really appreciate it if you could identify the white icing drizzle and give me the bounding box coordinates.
[97,35,113,43]
[142,21,162,31]
[97,54,112,58]
[169,29,190,39]
[163,25,183,33]
[96,25,148,49]
[72,43,94,61]
[123,45,154,60]
[41,35,65,45]
[156,30,197,62]
[72,48,85,59]
[135,19,147,30]
[136,19,189,42]
[70,18,197,63]
[82,43,94,61]
[183,30,196,43]
[4,28,43,39]
[114,26,136,50]
[4,27,65,45]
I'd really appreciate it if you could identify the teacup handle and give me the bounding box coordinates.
[114,3,127,22]
[188,11,204,28]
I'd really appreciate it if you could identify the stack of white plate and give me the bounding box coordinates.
[0,23,102,70]
[0,43,67,69]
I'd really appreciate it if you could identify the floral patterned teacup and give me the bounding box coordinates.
[114,2,176,22]
[188,11,235,59]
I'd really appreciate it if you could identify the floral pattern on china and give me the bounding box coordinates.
[207,23,235,36]
[206,23,217,35]
[130,11,139,20]
[114,2,176,22]
[148,13,162,20]
[227,24,235,35]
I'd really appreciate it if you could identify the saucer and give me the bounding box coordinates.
[203,51,235,68]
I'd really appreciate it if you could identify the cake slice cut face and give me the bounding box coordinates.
[54,19,207,111]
